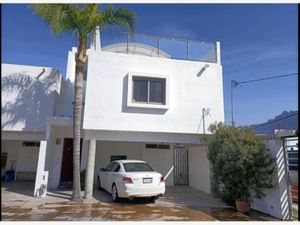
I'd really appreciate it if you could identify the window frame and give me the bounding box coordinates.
[105,162,115,172]
[132,77,166,105]
[127,72,169,109]
[22,141,40,147]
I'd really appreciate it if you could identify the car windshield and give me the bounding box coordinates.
[123,162,154,172]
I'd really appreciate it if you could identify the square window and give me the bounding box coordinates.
[145,144,158,149]
[111,155,127,162]
[132,76,166,105]
[127,72,169,109]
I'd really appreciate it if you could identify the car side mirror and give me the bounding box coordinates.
[100,168,105,171]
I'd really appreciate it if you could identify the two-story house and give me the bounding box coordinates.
[1,29,224,197]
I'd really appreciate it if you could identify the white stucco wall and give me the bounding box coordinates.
[83,51,224,134]
[251,139,292,220]
[1,140,39,178]
[1,63,61,132]
[1,140,21,171]
[2,131,45,141]
[188,145,211,194]
[16,146,39,172]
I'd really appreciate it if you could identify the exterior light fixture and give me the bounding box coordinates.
[197,64,210,77]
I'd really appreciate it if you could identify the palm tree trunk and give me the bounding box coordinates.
[72,43,86,201]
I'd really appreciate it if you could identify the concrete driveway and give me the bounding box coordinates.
[1,182,278,221]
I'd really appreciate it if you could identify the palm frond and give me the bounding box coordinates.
[30,4,80,37]
[31,4,136,46]
[102,6,136,33]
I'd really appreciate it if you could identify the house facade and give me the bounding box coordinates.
[1,30,224,198]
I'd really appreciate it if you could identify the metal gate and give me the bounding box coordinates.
[173,146,189,185]
[284,136,298,171]
[284,136,298,207]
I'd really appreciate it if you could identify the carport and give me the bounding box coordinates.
[81,138,212,200]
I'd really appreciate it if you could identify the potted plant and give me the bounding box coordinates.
[207,123,277,213]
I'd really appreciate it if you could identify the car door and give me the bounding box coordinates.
[105,163,120,192]
[108,162,121,190]
[101,162,114,191]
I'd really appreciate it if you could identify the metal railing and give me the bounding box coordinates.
[100,30,219,63]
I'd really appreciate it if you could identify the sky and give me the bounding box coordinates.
[2,4,298,126]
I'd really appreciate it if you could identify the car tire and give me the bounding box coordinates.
[150,196,159,202]
[97,176,102,191]
[150,197,155,203]
[111,184,120,202]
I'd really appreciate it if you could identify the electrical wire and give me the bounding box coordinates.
[234,72,298,85]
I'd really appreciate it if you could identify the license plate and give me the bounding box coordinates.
[143,178,152,184]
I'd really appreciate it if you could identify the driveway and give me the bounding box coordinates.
[1,182,278,221]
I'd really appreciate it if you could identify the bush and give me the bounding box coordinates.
[207,122,277,205]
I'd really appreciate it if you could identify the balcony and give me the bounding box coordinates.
[99,30,221,64]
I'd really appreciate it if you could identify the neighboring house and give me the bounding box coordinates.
[1,30,224,197]
[1,64,63,181]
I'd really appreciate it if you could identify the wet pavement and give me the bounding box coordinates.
[1,182,279,221]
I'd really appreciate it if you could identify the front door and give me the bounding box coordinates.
[173,146,189,185]
[60,138,82,182]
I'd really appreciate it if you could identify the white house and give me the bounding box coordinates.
[2,29,297,220]
[1,30,224,198]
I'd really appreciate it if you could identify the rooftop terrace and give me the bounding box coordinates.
[97,30,221,64]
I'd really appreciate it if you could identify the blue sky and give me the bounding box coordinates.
[2,4,298,126]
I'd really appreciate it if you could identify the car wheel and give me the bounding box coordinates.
[97,176,102,191]
[111,184,120,202]
[150,196,159,202]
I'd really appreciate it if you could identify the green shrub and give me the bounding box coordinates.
[207,122,277,205]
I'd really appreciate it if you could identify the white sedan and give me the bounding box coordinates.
[97,160,165,202]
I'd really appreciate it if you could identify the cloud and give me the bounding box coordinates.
[222,41,298,77]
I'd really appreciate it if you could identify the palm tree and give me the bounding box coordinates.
[31,4,135,201]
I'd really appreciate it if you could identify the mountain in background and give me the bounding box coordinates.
[249,110,298,135]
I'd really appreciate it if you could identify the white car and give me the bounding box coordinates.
[97,160,165,202]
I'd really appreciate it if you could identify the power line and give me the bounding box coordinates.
[230,72,298,126]
[236,72,298,85]
[253,112,298,129]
